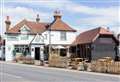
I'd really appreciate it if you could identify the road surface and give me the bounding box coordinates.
[0,62,119,82]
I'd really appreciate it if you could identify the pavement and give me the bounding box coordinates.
[0,61,120,82]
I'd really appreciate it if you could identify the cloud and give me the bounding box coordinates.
[12,0,118,17]
[4,0,69,9]
[76,15,119,34]
[66,2,119,35]
[77,16,119,26]
[110,26,120,35]
[3,0,119,18]
[66,3,119,17]
[1,0,119,35]
[0,6,51,34]
[3,6,50,21]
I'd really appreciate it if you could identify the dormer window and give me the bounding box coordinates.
[20,26,30,34]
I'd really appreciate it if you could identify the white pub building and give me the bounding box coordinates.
[5,11,76,61]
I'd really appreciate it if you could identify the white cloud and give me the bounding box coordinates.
[66,3,119,17]
[3,0,119,17]
[77,16,118,26]
[4,0,68,9]
[1,0,119,35]
[0,6,51,34]
[76,16,119,34]
[110,26,120,35]
[3,0,119,18]
[67,2,119,35]
[3,6,50,22]
[17,0,119,18]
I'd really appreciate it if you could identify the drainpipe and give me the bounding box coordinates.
[76,44,77,57]
[48,27,51,61]
[41,34,45,64]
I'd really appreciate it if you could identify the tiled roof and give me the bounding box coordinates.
[73,27,113,44]
[50,19,76,32]
[6,19,49,34]
[6,18,76,34]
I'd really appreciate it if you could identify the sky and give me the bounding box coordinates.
[0,0,120,36]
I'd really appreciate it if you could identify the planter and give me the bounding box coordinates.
[18,60,24,64]
[77,62,84,71]
[34,60,43,66]
[87,63,92,72]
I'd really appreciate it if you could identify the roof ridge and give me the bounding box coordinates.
[26,20,50,24]
[8,19,27,31]
[73,27,105,44]
[99,27,113,34]
[78,27,99,35]
[13,19,27,27]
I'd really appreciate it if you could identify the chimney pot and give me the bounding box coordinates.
[5,16,11,32]
[36,14,40,23]
[6,16,9,21]
[54,10,62,20]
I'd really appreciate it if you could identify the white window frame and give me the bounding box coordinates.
[60,31,67,41]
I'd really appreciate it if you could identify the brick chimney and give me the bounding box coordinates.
[36,14,40,23]
[5,16,11,32]
[53,10,62,20]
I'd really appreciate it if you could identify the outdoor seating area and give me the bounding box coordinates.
[48,54,120,74]
[10,42,120,74]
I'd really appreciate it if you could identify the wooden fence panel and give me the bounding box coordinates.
[91,61,120,74]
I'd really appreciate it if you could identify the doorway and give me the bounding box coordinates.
[35,47,40,60]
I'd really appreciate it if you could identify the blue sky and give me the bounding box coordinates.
[0,0,120,35]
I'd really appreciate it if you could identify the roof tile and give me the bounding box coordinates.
[73,27,113,44]
[50,19,76,32]
[7,19,49,34]
[6,18,76,33]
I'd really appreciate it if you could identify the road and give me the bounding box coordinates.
[0,62,119,82]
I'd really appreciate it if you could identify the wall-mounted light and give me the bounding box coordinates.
[31,48,34,51]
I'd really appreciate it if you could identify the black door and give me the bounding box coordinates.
[35,47,40,60]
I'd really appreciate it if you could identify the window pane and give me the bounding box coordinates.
[21,34,29,40]
[60,32,66,41]
[7,36,18,41]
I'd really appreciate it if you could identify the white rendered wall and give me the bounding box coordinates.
[5,34,35,61]
[5,30,76,61]
[49,31,76,45]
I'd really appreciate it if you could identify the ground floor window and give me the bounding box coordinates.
[14,45,30,56]
[60,49,67,57]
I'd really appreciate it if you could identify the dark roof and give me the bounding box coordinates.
[73,27,114,44]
